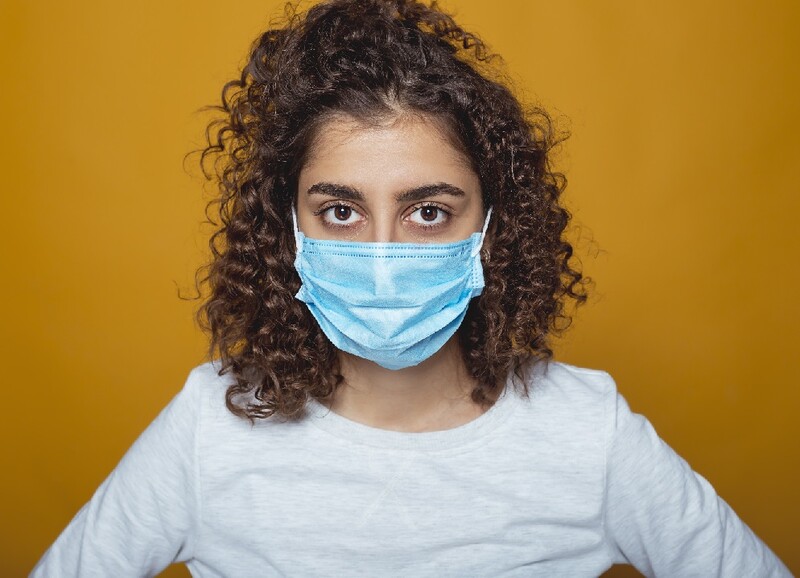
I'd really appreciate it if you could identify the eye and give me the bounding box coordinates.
[319,203,365,227]
[406,204,450,227]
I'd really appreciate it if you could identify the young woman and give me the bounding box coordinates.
[33,0,790,576]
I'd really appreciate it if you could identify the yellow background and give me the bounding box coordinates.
[1,0,797,575]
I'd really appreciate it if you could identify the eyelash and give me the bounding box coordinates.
[313,201,452,231]
[313,201,363,230]
[405,202,450,229]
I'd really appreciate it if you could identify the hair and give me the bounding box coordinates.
[195,0,589,421]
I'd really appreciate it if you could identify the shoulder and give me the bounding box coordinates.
[179,360,236,404]
[173,360,250,432]
[535,360,617,391]
[179,361,299,439]
[521,360,619,412]
[505,360,621,448]
[184,359,232,391]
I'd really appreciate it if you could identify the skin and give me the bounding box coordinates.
[296,113,490,432]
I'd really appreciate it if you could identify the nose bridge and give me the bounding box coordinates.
[369,207,400,243]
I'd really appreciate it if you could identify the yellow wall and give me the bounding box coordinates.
[1,0,797,575]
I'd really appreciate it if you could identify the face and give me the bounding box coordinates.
[296,114,485,243]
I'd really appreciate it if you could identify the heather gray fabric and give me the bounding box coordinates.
[32,361,791,577]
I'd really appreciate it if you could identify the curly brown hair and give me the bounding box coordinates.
[196,0,589,421]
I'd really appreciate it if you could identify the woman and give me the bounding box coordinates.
[32,0,790,576]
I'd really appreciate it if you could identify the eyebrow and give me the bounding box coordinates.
[305,182,466,202]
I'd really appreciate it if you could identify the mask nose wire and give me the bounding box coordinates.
[471,206,493,257]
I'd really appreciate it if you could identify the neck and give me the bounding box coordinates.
[326,337,490,433]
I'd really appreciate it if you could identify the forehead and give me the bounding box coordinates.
[301,113,475,173]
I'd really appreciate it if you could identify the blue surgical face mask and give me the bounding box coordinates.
[292,208,492,370]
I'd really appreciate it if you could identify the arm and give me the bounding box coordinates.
[31,368,202,577]
[604,392,791,577]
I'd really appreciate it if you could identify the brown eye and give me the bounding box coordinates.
[320,204,364,228]
[334,206,352,221]
[407,204,449,227]
[420,207,438,221]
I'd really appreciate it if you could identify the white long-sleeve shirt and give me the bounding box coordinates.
[32,361,791,577]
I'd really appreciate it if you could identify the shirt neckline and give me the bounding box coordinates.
[305,373,519,452]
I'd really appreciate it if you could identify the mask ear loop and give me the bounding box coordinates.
[291,206,304,253]
[471,206,493,257]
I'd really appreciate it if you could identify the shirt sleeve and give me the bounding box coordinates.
[30,368,203,578]
[604,390,792,577]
